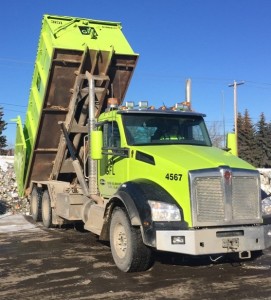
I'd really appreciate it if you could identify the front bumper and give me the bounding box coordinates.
[156,224,271,255]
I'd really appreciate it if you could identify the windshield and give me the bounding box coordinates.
[122,113,212,146]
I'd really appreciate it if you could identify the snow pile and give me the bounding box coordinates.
[258,169,271,216]
[0,156,30,215]
[0,157,9,172]
[259,169,271,195]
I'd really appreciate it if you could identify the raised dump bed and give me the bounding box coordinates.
[14,14,138,196]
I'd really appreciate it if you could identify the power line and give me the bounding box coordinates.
[245,80,271,86]
[1,108,25,113]
[0,102,27,108]
[135,73,271,87]
[0,58,32,64]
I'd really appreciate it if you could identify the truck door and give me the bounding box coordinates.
[98,121,128,197]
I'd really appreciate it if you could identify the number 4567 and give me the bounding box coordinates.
[165,173,182,181]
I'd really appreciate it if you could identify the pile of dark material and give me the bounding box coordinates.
[0,156,30,215]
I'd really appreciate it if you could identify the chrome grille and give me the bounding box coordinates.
[195,177,224,222]
[232,176,260,220]
[190,168,261,226]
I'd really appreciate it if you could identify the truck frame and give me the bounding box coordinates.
[15,15,271,272]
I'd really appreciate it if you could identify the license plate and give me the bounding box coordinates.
[222,238,239,249]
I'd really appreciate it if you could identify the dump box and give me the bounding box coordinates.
[14,14,138,196]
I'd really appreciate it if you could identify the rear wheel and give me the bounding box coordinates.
[109,207,153,272]
[30,186,42,222]
[41,190,53,228]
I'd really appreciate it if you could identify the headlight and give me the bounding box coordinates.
[262,197,271,216]
[148,200,181,221]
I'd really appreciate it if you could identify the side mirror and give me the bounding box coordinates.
[226,133,237,156]
[91,131,103,160]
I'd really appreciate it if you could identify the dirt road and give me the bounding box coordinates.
[0,214,270,300]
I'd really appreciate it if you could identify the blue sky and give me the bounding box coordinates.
[1,0,271,146]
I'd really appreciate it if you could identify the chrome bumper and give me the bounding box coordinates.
[156,225,271,255]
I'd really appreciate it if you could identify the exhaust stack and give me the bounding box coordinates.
[185,78,192,109]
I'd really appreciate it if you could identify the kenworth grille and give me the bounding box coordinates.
[189,168,262,227]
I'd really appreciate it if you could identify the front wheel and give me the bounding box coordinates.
[109,207,153,272]
[41,190,53,228]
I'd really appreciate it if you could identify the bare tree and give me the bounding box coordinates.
[207,121,224,148]
[0,107,7,153]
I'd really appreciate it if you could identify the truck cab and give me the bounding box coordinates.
[88,100,271,272]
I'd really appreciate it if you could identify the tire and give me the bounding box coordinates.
[41,190,53,228]
[30,186,42,222]
[109,207,153,272]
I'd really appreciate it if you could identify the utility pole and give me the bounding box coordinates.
[222,90,226,148]
[228,80,245,156]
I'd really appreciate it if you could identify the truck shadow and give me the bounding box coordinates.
[23,216,265,269]
[153,250,263,267]
[0,200,9,215]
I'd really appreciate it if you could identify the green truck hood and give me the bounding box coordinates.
[137,145,255,171]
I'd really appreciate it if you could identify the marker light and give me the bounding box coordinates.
[181,101,191,111]
[138,101,148,109]
[125,101,134,109]
[107,97,119,108]
[174,103,183,110]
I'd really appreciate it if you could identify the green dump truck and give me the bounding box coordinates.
[15,14,271,272]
